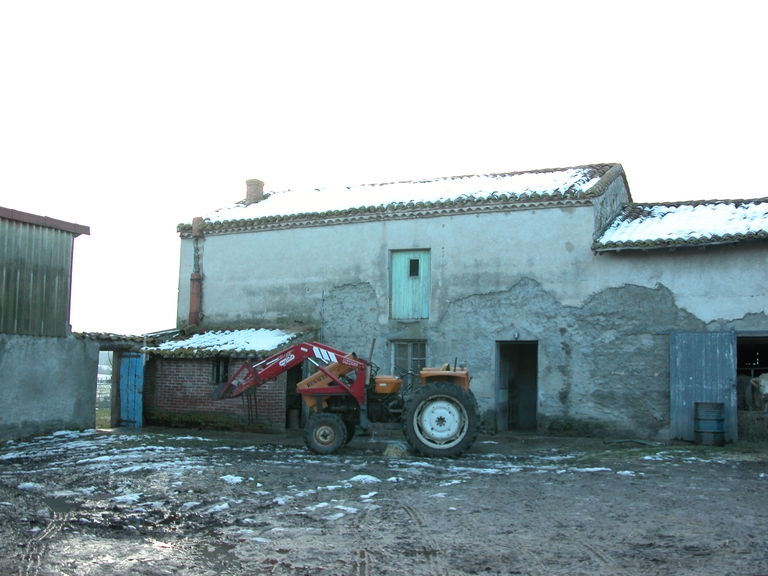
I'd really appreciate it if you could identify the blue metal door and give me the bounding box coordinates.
[119,352,144,427]
[670,331,737,442]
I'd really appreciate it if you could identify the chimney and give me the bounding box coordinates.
[188,273,202,327]
[245,179,265,204]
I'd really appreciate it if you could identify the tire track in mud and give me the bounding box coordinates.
[552,516,620,572]
[19,510,63,576]
[401,503,452,575]
[466,479,548,575]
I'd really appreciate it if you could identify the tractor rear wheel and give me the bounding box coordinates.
[304,412,347,455]
[402,382,479,458]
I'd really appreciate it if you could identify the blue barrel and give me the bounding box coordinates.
[694,402,725,446]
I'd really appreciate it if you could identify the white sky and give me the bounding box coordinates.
[1,1,765,335]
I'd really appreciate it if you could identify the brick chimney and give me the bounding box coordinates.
[245,179,265,204]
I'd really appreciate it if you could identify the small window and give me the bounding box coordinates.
[409,259,420,277]
[392,340,427,374]
[212,357,229,384]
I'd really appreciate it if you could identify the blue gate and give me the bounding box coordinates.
[119,352,144,427]
[670,331,737,442]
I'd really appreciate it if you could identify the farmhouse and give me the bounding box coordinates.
[157,163,767,440]
[0,207,97,440]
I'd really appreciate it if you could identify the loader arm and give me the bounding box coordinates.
[211,342,368,407]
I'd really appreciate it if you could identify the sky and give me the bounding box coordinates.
[1,1,765,335]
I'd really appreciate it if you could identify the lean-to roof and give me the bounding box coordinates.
[593,199,768,251]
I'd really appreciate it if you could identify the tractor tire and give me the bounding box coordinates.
[304,412,347,455]
[402,382,479,458]
[344,420,357,445]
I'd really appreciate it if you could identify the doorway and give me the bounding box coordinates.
[95,351,113,429]
[496,341,538,431]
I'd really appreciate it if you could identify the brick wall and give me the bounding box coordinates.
[144,356,286,433]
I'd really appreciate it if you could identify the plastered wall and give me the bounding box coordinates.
[176,192,768,439]
[0,334,98,440]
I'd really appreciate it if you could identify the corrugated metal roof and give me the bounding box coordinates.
[594,198,768,251]
[178,163,621,236]
[0,206,89,236]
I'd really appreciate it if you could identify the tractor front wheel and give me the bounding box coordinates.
[403,382,478,458]
[304,412,347,455]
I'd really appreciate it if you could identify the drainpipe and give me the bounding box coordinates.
[188,216,204,327]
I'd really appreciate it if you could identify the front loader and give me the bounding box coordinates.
[211,341,479,457]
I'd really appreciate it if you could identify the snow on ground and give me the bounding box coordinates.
[0,430,738,529]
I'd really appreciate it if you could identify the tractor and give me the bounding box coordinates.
[211,341,479,457]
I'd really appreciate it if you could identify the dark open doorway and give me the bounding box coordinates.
[497,341,538,431]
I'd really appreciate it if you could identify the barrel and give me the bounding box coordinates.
[694,402,725,446]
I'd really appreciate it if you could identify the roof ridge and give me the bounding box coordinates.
[271,163,618,193]
[625,197,768,209]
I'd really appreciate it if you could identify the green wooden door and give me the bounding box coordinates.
[391,250,430,319]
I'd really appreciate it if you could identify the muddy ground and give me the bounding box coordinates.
[0,427,766,576]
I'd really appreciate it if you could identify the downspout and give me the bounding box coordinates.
[188,216,204,328]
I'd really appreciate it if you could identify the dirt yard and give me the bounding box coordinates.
[0,427,766,575]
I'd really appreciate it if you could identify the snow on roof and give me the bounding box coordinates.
[143,328,298,358]
[595,199,768,251]
[201,166,605,224]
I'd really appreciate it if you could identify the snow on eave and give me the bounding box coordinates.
[142,328,302,358]
[593,197,768,252]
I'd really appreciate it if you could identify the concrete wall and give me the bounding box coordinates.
[175,188,768,439]
[0,334,99,440]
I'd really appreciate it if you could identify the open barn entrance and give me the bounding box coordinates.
[496,341,538,431]
[737,335,768,440]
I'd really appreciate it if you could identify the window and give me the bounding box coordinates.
[212,357,229,384]
[392,340,427,374]
[390,250,430,319]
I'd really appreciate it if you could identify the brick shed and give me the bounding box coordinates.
[143,328,307,432]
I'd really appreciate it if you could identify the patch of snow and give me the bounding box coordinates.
[347,474,380,484]
[110,493,142,504]
[324,512,345,521]
[570,467,612,473]
[616,470,636,476]
[220,475,243,484]
[430,493,447,498]
[387,477,404,483]
[335,505,358,513]
[18,482,44,491]
[359,492,377,500]
[439,479,463,487]
[181,502,200,510]
[205,502,230,514]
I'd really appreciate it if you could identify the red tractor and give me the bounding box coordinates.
[212,341,479,457]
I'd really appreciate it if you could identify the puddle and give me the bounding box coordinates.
[44,496,81,513]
